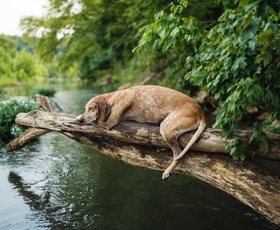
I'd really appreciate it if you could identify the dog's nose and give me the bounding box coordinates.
[76,115,84,123]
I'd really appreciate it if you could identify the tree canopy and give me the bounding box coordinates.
[20,0,220,84]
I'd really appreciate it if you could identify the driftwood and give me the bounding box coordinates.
[7,94,280,226]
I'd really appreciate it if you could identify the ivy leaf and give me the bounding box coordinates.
[191,67,207,77]
[226,138,247,161]
[232,56,247,71]
[241,21,259,39]
[259,140,269,153]
[189,67,207,86]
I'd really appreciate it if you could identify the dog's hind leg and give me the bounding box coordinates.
[160,115,200,180]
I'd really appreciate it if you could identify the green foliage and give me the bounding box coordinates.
[30,87,56,97]
[226,137,247,161]
[0,35,15,79]
[0,88,7,100]
[0,99,38,146]
[10,35,34,53]
[0,35,49,87]
[249,122,269,154]
[0,34,16,55]
[135,0,280,160]
[133,1,202,56]
[20,0,171,81]
[13,49,37,81]
[263,115,280,134]
[20,0,219,85]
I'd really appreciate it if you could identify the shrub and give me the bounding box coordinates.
[0,99,38,146]
[0,88,7,100]
[30,87,56,97]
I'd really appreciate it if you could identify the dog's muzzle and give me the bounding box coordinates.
[76,115,84,123]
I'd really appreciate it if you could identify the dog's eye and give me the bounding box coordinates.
[88,107,93,111]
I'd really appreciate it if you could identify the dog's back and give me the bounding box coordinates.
[115,85,203,124]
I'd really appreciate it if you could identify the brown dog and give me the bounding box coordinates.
[76,85,206,179]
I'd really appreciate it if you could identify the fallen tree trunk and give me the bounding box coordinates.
[7,95,280,226]
[11,110,280,161]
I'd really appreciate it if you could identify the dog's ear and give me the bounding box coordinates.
[98,100,111,121]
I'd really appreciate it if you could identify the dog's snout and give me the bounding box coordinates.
[76,115,84,123]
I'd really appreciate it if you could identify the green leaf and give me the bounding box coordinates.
[244,0,261,11]
[154,10,164,20]
[170,27,180,38]
[262,52,272,67]
[158,27,168,39]
[232,56,247,71]
[239,0,250,7]
[187,18,195,31]
[257,28,273,45]
[226,138,247,161]
[259,140,269,153]
[189,67,207,86]
[255,54,263,63]
[241,20,259,39]
[152,39,161,51]
[179,0,188,8]
[248,39,256,51]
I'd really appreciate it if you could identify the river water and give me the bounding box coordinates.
[0,82,279,229]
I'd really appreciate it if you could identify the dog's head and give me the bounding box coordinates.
[76,99,111,124]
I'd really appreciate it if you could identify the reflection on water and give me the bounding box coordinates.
[0,85,279,229]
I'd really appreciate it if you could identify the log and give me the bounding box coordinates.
[7,95,280,226]
[12,110,280,161]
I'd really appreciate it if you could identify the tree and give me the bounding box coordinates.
[134,0,280,159]
[0,35,16,85]
[10,35,34,53]
[20,0,167,78]
[0,35,48,87]
[20,0,222,84]
[0,34,16,54]
[13,49,37,81]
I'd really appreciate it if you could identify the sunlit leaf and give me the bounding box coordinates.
[170,27,180,38]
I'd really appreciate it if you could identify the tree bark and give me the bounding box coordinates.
[7,95,280,226]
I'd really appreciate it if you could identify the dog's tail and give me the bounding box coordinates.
[175,117,206,161]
